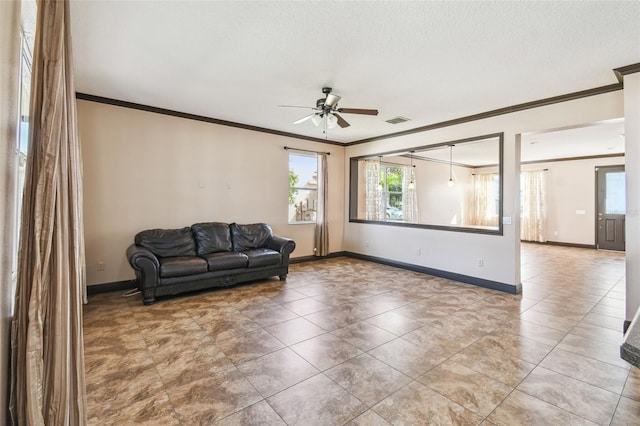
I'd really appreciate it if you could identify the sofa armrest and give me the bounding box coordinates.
[126,244,161,298]
[127,244,160,271]
[267,236,296,255]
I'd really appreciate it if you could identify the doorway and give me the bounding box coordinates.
[596,165,626,251]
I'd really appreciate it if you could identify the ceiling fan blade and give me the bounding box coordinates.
[337,108,379,116]
[293,113,316,124]
[334,113,350,128]
[325,94,341,107]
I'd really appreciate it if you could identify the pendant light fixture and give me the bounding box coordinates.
[447,145,455,187]
[408,151,415,190]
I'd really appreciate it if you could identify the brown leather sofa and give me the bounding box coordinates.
[126,222,295,305]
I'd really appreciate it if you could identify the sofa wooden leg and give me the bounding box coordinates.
[279,274,287,281]
[142,289,155,305]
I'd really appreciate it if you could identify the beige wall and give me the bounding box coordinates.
[416,162,473,226]
[78,100,345,286]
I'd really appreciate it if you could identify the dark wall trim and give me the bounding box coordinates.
[87,279,136,295]
[75,93,344,147]
[543,241,597,250]
[613,63,640,83]
[290,252,347,264]
[520,153,624,166]
[346,83,622,146]
[624,320,631,334]
[344,252,522,295]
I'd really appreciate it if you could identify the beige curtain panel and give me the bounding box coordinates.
[314,153,329,256]
[10,0,88,424]
[521,170,548,242]
[468,173,499,227]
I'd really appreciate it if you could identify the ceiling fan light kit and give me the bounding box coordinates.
[281,87,379,134]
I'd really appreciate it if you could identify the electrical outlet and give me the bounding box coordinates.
[416,248,421,256]
[365,241,369,248]
[97,261,105,271]
[477,259,484,267]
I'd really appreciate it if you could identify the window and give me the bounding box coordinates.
[380,165,404,220]
[11,27,34,314]
[288,152,318,223]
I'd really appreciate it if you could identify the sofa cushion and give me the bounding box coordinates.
[243,248,281,268]
[231,223,273,251]
[202,251,249,272]
[192,222,232,256]
[159,256,208,278]
[135,227,196,258]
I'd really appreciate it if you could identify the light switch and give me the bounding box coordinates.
[503,216,512,225]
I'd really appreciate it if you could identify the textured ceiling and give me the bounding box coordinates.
[70,1,639,145]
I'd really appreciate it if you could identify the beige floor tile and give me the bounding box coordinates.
[331,321,396,351]
[540,347,629,394]
[611,396,640,426]
[368,337,446,379]
[267,374,366,426]
[214,400,285,425]
[517,367,619,424]
[622,367,640,401]
[88,390,179,426]
[471,331,553,364]
[451,343,536,387]
[581,311,625,331]
[403,323,479,357]
[419,360,512,417]
[487,389,598,426]
[237,348,318,397]
[373,380,483,425]
[345,409,391,425]
[153,343,235,389]
[281,297,329,316]
[290,333,362,371]
[571,322,625,346]
[169,368,262,424]
[264,317,326,346]
[519,309,579,332]
[325,353,412,406]
[365,310,423,336]
[557,332,632,369]
[215,328,285,364]
[501,319,568,346]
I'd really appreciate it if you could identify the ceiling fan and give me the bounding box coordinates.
[280,87,378,132]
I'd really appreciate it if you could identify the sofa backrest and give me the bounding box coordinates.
[230,223,273,251]
[191,222,233,256]
[135,227,196,258]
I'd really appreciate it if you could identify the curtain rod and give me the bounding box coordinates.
[284,146,330,155]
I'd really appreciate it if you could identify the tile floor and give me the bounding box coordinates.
[84,244,640,425]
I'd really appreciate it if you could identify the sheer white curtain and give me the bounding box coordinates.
[365,160,383,221]
[402,165,418,222]
[314,153,329,256]
[521,170,547,242]
[468,173,499,227]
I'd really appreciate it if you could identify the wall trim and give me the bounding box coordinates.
[87,280,136,295]
[520,153,624,166]
[290,251,348,264]
[540,241,597,249]
[75,93,344,147]
[344,252,522,294]
[624,320,632,334]
[346,83,622,146]
[613,62,640,83]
